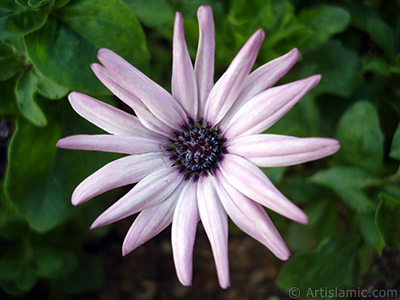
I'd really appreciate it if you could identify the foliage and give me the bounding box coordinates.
[0,0,399,298]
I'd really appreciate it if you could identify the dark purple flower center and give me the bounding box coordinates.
[166,120,227,180]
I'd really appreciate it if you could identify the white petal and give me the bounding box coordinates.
[197,175,230,289]
[91,167,183,229]
[172,12,198,119]
[219,154,308,224]
[71,153,169,206]
[171,180,199,286]
[68,92,162,139]
[91,63,173,136]
[215,171,290,260]
[204,29,265,126]
[122,183,184,256]
[223,75,321,139]
[228,134,341,167]
[219,48,300,130]
[195,5,215,118]
[96,49,188,130]
[56,135,162,154]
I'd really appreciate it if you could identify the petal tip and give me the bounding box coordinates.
[55,139,63,148]
[178,276,193,287]
[220,281,231,290]
[312,74,322,84]
[198,5,212,14]
[255,28,266,40]
[122,244,132,257]
[290,47,301,58]
[298,213,309,224]
[278,251,291,261]
[90,218,103,230]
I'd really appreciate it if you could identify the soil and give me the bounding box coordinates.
[76,218,291,300]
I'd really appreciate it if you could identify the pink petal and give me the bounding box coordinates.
[219,48,300,130]
[122,183,184,256]
[204,29,265,126]
[90,167,183,229]
[172,12,198,119]
[214,171,290,260]
[223,75,321,139]
[228,134,341,167]
[197,175,230,289]
[171,180,199,286]
[194,5,215,118]
[67,92,162,139]
[56,135,162,154]
[91,63,173,136]
[96,49,188,130]
[219,154,308,224]
[71,153,168,206]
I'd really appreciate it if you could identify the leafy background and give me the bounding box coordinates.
[0,0,399,299]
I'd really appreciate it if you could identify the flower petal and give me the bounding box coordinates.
[96,49,188,130]
[172,12,198,119]
[194,5,215,118]
[67,92,162,139]
[197,175,230,289]
[214,171,290,260]
[71,153,169,206]
[228,134,341,167]
[204,29,265,126]
[91,63,173,136]
[90,166,183,229]
[171,180,199,286]
[219,154,308,224]
[122,183,184,256]
[219,48,300,130]
[56,134,162,154]
[223,75,321,139]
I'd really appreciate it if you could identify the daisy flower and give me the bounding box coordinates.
[57,5,340,288]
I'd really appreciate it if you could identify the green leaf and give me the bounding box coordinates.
[0,263,37,296]
[298,5,350,52]
[389,123,400,160]
[350,4,396,61]
[0,77,18,115]
[54,253,104,293]
[359,212,384,252]
[277,234,362,294]
[25,0,149,95]
[0,0,49,39]
[123,0,174,27]
[310,167,379,212]
[0,41,24,81]
[15,68,47,127]
[286,200,338,251]
[335,101,384,175]
[300,40,361,97]
[362,56,391,76]
[4,100,120,232]
[53,0,70,9]
[4,114,63,232]
[36,72,69,100]
[34,247,77,279]
[28,0,51,8]
[375,193,400,248]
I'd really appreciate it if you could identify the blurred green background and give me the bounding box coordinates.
[0,0,399,299]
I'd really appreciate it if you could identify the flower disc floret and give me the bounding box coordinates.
[167,120,227,179]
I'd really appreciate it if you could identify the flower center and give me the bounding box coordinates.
[166,120,227,180]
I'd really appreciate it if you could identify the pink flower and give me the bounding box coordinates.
[57,6,340,288]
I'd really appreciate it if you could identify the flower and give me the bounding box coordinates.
[57,5,340,288]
